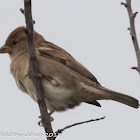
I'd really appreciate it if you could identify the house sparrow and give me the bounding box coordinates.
[0,26,139,125]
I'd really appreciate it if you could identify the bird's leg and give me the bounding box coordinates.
[38,110,55,127]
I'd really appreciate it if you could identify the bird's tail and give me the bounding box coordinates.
[98,86,139,108]
[82,83,139,108]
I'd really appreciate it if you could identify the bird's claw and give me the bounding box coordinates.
[38,116,54,127]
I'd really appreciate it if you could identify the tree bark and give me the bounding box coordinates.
[121,0,140,74]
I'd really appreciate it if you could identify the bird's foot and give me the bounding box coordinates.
[38,110,55,127]
[38,116,54,127]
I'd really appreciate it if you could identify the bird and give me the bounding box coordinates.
[0,26,139,125]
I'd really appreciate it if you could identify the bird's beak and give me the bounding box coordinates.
[0,45,12,53]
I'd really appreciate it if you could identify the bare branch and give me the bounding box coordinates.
[55,116,105,137]
[20,7,35,24]
[22,1,106,139]
[23,0,54,139]
[121,0,140,74]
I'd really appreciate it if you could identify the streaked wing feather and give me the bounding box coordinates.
[37,41,100,85]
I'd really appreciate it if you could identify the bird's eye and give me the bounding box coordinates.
[12,40,17,45]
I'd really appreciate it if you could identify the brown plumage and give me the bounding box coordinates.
[0,26,139,120]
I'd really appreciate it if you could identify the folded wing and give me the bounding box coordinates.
[36,41,101,107]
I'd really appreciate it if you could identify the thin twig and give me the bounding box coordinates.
[121,0,140,74]
[131,66,139,72]
[23,0,54,140]
[20,8,24,14]
[121,2,128,7]
[55,116,105,137]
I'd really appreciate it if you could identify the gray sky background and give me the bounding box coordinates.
[0,0,140,140]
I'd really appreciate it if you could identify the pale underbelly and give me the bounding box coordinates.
[18,77,81,112]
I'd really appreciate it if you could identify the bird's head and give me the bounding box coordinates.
[0,26,45,57]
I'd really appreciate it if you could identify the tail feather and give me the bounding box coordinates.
[101,87,139,108]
